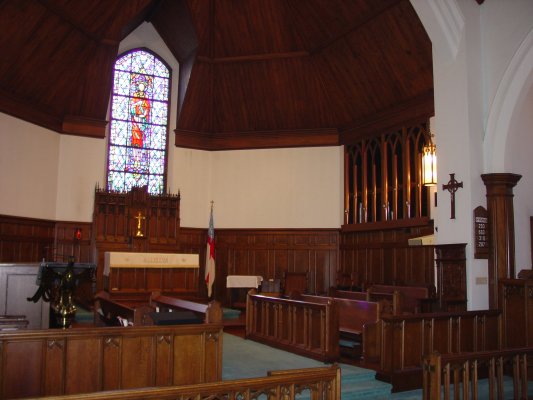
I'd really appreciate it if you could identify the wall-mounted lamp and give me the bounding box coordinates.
[74,228,82,241]
[422,138,437,186]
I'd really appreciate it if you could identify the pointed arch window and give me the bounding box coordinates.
[107,48,171,195]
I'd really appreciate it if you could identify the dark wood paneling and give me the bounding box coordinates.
[0,215,55,262]
[213,229,339,304]
[0,324,223,398]
[339,220,435,289]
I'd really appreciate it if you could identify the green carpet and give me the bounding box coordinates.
[222,333,533,399]
[222,333,392,399]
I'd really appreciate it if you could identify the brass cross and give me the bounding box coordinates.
[442,173,463,219]
[134,211,145,237]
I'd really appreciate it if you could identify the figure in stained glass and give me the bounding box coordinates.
[130,73,152,148]
[106,48,170,195]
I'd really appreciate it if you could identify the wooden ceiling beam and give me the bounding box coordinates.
[197,51,309,64]
[174,127,339,151]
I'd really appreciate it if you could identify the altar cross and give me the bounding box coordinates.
[134,211,145,237]
[442,173,463,219]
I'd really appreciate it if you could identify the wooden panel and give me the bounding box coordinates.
[65,337,101,394]
[0,215,55,262]
[0,324,222,398]
[173,334,204,384]
[155,334,173,386]
[215,229,338,304]
[44,339,65,396]
[102,336,122,391]
[121,336,153,389]
[1,340,43,399]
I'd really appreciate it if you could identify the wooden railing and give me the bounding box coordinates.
[246,291,340,362]
[422,348,533,400]
[22,365,342,400]
[376,310,502,391]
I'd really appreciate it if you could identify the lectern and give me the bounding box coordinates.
[27,258,96,328]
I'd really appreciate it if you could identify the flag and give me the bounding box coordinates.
[205,204,215,297]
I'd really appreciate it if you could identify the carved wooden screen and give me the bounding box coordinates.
[344,122,431,225]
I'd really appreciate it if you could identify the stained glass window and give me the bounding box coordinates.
[107,48,170,195]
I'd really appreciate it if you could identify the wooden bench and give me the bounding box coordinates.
[296,293,380,359]
[95,291,222,326]
[328,287,401,316]
[368,284,436,314]
[246,291,340,362]
[150,292,222,324]
[377,309,502,392]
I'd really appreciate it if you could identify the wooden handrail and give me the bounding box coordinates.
[23,365,342,400]
[423,348,533,400]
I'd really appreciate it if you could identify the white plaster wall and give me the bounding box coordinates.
[210,147,343,229]
[481,0,533,121]
[170,147,212,228]
[506,84,533,271]
[0,113,60,219]
[55,135,106,222]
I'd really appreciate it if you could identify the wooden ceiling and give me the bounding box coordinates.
[0,0,433,150]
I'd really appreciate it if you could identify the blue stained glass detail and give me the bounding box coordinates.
[112,96,130,121]
[114,71,131,95]
[149,126,166,149]
[107,49,170,195]
[154,59,170,78]
[152,77,169,100]
[151,101,168,125]
[110,121,128,146]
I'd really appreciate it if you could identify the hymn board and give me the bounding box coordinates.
[92,186,199,298]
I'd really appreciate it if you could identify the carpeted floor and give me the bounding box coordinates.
[222,332,424,399]
[222,333,533,399]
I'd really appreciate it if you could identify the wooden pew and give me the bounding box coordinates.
[295,293,380,359]
[377,309,502,392]
[328,287,401,316]
[246,290,340,362]
[95,291,222,326]
[94,290,154,326]
[422,348,533,400]
[150,292,222,324]
[19,365,342,400]
[367,284,436,314]
[0,323,223,399]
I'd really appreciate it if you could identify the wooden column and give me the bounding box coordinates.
[481,173,522,309]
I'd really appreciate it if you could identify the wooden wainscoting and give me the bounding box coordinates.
[339,220,435,289]
[0,323,223,398]
[214,229,339,304]
[0,215,55,262]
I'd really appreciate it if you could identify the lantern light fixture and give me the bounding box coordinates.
[422,135,437,186]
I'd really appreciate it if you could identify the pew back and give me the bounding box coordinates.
[246,292,339,362]
[0,324,223,398]
[298,294,379,336]
[377,309,502,391]
[368,284,435,314]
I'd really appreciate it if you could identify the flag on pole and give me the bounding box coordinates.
[205,202,215,298]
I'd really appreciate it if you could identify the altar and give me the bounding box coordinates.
[104,251,199,296]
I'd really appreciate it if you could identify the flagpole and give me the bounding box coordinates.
[205,201,215,300]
